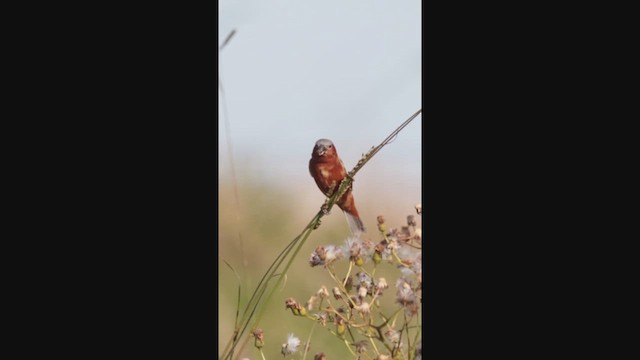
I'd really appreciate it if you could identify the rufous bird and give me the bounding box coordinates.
[309,139,365,235]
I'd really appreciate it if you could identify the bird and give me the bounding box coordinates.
[309,139,365,235]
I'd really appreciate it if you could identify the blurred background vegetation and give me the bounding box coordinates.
[219,171,421,358]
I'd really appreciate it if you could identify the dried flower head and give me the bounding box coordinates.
[306,295,318,311]
[415,203,422,215]
[285,297,298,309]
[343,237,366,266]
[332,286,343,300]
[377,215,387,233]
[405,301,419,317]
[361,238,374,251]
[281,333,301,356]
[324,245,343,263]
[251,328,265,349]
[385,329,400,343]
[412,253,423,276]
[355,340,368,353]
[285,297,306,316]
[377,277,388,290]
[398,246,421,271]
[407,215,416,227]
[317,285,329,299]
[355,301,371,316]
[399,226,412,239]
[358,284,368,299]
[317,311,328,326]
[356,272,372,287]
[309,246,326,267]
[309,245,342,267]
[395,278,418,312]
[388,227,398,237]
[386,237,399,250]
[374,240,392,262]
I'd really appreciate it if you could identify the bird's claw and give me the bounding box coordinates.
[321,203,331,215]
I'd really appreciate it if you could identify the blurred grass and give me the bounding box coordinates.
[218,176,420,359]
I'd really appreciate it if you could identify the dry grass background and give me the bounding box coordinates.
[218,172,421,359]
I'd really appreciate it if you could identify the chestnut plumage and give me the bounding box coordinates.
[309,139,365,234]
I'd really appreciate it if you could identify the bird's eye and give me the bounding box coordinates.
[328,145,332,148]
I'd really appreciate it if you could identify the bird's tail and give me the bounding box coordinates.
[344,211,366,236]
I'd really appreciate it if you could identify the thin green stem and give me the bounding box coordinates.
[302,321,317,360]
[343,339,357,357]
[368,336,381,357]
[343,261,353,287]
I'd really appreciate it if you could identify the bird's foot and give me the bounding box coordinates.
[321,203,331,215]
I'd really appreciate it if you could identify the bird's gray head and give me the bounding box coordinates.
[313,138,335,157]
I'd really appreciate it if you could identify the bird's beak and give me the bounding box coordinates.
[316,145,327,156]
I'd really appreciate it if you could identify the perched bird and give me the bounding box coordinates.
[309,139,365,235]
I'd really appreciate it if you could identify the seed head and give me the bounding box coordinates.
[355,301,371,316]
[281,333,301,356]
[377,277,388,290]
[324,245,343,263]
[317,285,329,299]
[385,329,400,343]
[309,246,325,267]
[395,278,418,307]
[332,286,343,300]
[317,312,328,326]
[358,284,368,299]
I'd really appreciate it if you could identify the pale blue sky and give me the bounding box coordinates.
[219,0,421,201]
